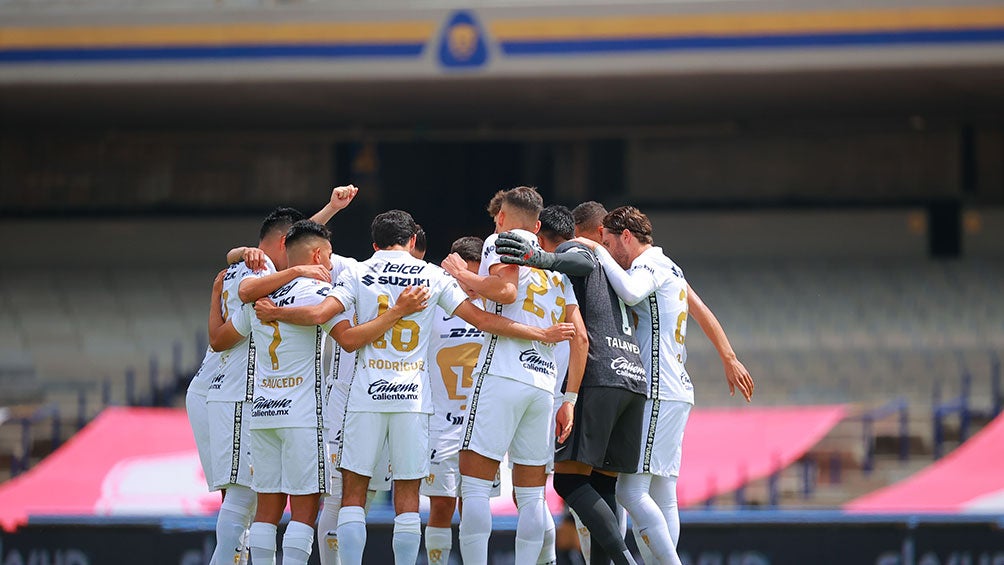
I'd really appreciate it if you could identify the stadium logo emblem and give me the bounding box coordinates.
[438,11,488,69]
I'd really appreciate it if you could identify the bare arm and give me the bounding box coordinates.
[442,254,519,304]
[452,300,575,343]
[238,264,331,303]
[555,305,588,443]
[208,269,245,351]
[309,185,358,225]
[255,295,346,326]
[687,283,754,402]
[329,286,431,352]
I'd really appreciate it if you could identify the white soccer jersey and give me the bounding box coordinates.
[207,256,276,403]
[325,309,356,435]
[476,230,578,393]
[332,249,469,414]
[429,304,485,437]
[597,246,693,404]
[187,347,221,396]
[230,276,336,429]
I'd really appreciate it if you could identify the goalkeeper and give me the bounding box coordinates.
[497,204,648,565]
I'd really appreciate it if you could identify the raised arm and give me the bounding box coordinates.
[329,286,431,352]
[452,300,575,343]
[555,304,588,443]
[309,185,358,225]
[495,232,595,277]
[238,264,331,303]
[687,283,754,402]
[442,255,519,304]
[255,294,346,327]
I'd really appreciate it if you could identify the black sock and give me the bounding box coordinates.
[553,473,636,565]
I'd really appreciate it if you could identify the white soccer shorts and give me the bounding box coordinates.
[185,389,214,490]
[423,430,502,498]
[339,412,429,481]
[250,427,329,495]
[637,399,692,478]
[462,374,554,467]
[207,400,253,490]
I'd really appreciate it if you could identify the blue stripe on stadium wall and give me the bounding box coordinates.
[499,28,1004,56]
[0,43,425,63]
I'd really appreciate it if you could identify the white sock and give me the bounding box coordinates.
[336,506,367,565]
[318,481,342,565]
[514,486,546,565]
[424,526,453,565]
[536,504,556,565]
[652,475,681,547]
[281,520,314,565]
[617,473,676,565]
[458,475,493,565]
[392,512,421,564]
[212,486,256,565]
[247,522,277,565]
[570,508,591,562]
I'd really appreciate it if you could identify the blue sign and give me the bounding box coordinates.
[438,11,489,69]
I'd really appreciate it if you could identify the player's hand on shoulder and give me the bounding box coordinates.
[254,298,280,322]
[541,322,576,344]
[724,355,754,402]
[213,269,227,291]
[243,247,267,272]
[496,231,534,266]
[571,237,599,251]
[441,253,466,277]
[394,285,431,315]
[297,264,333,284]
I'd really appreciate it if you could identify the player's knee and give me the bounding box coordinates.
[552,472,591,500]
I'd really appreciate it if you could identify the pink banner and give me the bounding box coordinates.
[0,405,847,530]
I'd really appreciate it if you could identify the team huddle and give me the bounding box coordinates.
[185,185,755,565]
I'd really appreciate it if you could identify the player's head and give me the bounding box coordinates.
[411,224,427,260]
[258,206,306,269]
[538,205,575,252]
[372,210,418,252]
[486,189,506,219]
[602,206,654,268]
[451,235,484,273]
[450,235,485,298]
[573,201,607,243]
[284,220,333,270]
[492,186,543,234]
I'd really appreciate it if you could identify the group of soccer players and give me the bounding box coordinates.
[186,184,755,565]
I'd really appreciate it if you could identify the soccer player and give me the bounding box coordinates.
[497,202,649,565]
[575,206,754,564]
[186,269,227,513]
[212,220,430,565]
[281,210,573,565]
[200,187,357,564]
[421,235,486,565]
[411,224,427,260]
[441,187,588,565]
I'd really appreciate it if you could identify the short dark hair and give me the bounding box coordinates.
[603,206,654,245]
[371,210,418,249]
[572,201,607,230]
[414,224,427,253]
[500,186,543,218]
[539,205,575,242]
[285,220,331,249]
[259,206,306,241]
[486,189,506,218]
[451,236,484,262]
